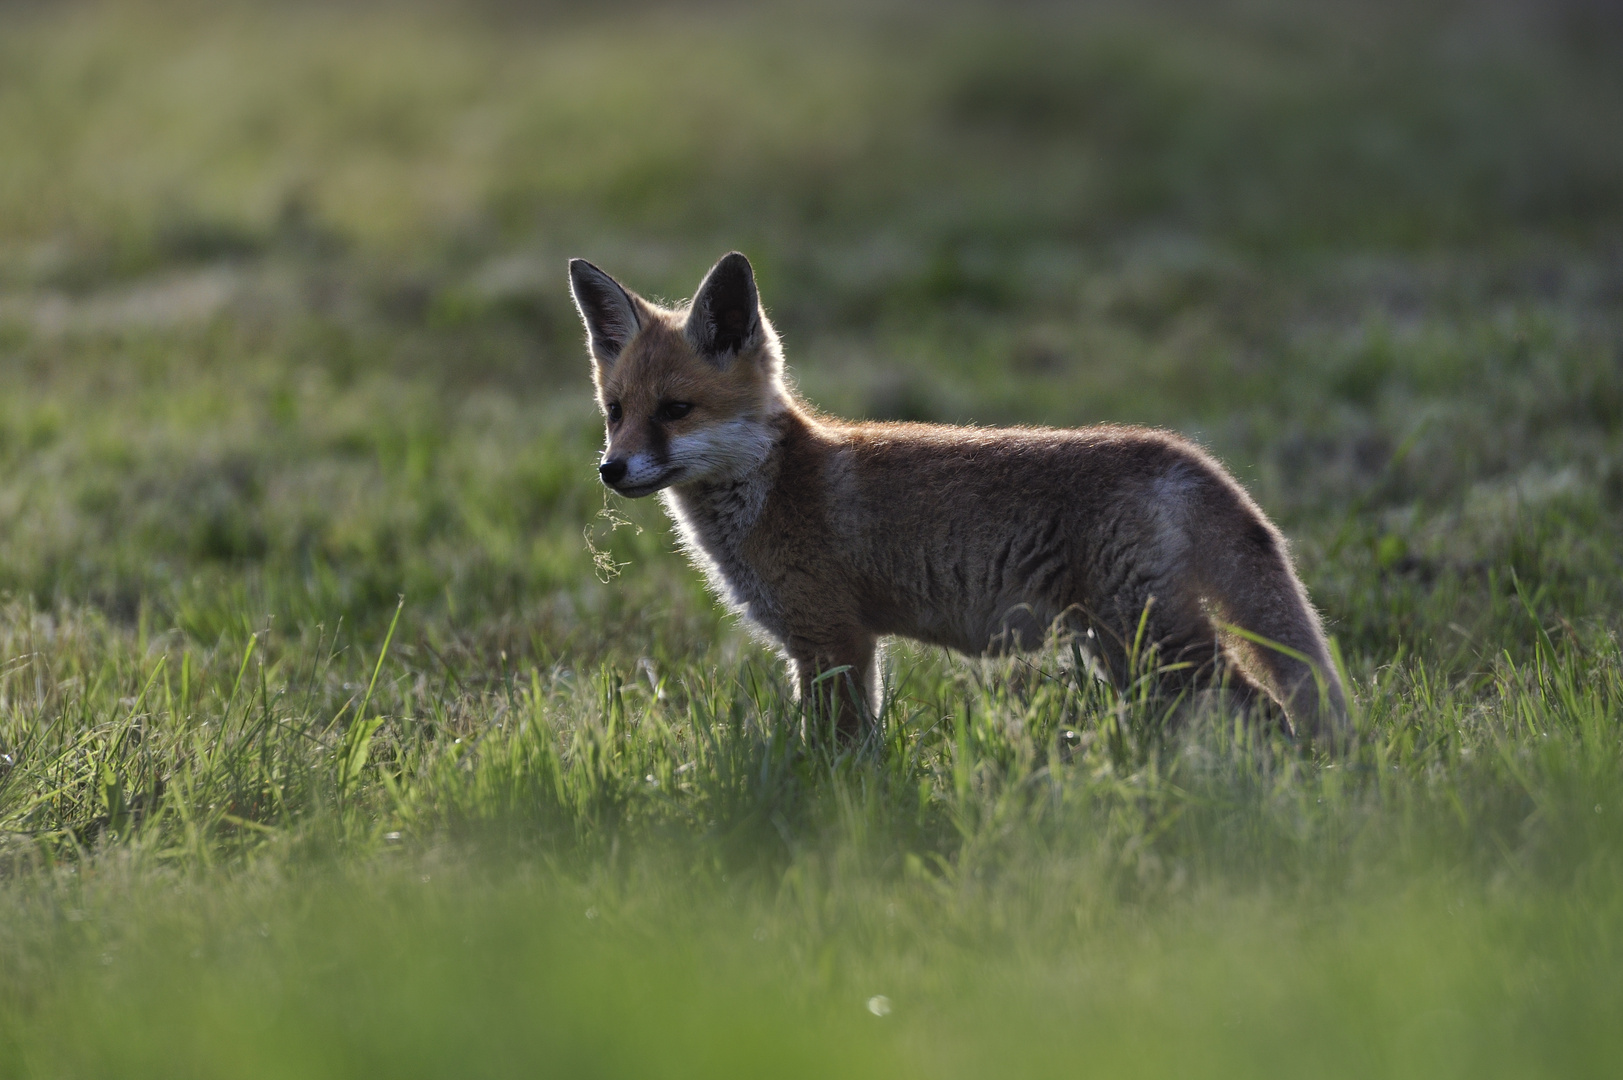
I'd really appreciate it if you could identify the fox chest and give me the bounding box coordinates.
[661,483,786,638]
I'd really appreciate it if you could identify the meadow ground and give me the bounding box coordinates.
[1,1,1622,1075]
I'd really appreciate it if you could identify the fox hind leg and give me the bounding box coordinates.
[1123,587,1272,724]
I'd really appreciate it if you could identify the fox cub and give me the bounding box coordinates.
[570,252,1349,743]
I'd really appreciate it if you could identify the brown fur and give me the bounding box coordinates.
[570,253,1350,745]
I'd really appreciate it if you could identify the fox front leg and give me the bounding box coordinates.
[788,635,878,744]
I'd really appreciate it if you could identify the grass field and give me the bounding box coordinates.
[2,0,1622,1075]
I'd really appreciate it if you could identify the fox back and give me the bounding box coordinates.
[571,252,1349,744]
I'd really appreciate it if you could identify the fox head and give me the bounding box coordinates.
[570,252,787,497]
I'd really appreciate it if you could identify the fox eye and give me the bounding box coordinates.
[658,401,694,422]
[605,402,622,423]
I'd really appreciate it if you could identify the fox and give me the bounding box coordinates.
[570,251,1350,745]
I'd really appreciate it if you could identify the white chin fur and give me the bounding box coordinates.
[666,417,775,484]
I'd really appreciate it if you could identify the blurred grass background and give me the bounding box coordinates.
[0,0,1621,1075]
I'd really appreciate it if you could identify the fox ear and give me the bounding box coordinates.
[569,258,641,366]
[685,252,763,361]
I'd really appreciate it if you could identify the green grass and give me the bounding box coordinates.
[1,0,1622,1075]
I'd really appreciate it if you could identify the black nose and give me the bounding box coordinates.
[599,459,627,486]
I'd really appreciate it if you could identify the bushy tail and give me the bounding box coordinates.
[1197,495,1350,746]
